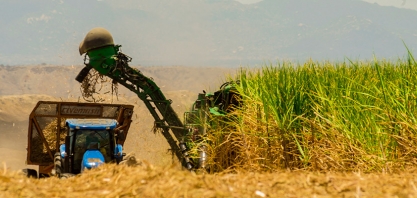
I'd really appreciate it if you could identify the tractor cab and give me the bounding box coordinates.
[59,119,124,174]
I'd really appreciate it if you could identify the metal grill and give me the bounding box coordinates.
[102,106,119,118]
[30,123,52,164]
[37,117,59,153]
[34,103,57,116]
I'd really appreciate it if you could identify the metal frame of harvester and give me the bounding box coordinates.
[75,27,240,171]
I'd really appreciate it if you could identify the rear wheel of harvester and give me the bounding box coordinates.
[22,168,37,178]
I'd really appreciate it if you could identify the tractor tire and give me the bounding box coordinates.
[22,168,37,178]
[53,152,63,177]
[59,173,75,179]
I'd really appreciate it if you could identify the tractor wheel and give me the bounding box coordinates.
[59,173,75,179]
[53,152,63,177]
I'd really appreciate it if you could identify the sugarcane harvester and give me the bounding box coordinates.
[76,27,196,169]
[76,27,241,170]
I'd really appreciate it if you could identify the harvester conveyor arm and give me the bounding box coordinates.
[76,47,193,170]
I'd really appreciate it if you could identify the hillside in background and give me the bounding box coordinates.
[1,0,417,66]
[0,65,235,97]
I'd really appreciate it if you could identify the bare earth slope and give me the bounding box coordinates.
[0,95,57,171]
[0,65,236,97]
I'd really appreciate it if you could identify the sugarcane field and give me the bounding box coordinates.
[3,1,417,197]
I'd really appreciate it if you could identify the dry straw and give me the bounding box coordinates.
[2,163,417,197]
[31,119,66,163]
[80,69,118,102]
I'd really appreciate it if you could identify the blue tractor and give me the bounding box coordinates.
[54,119,125,177]
[25,101,133,178]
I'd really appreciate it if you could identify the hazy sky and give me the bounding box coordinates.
[363,0,417,10]
[236,0,417,11]
[234,0,262,4]
[2,0,417,66]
